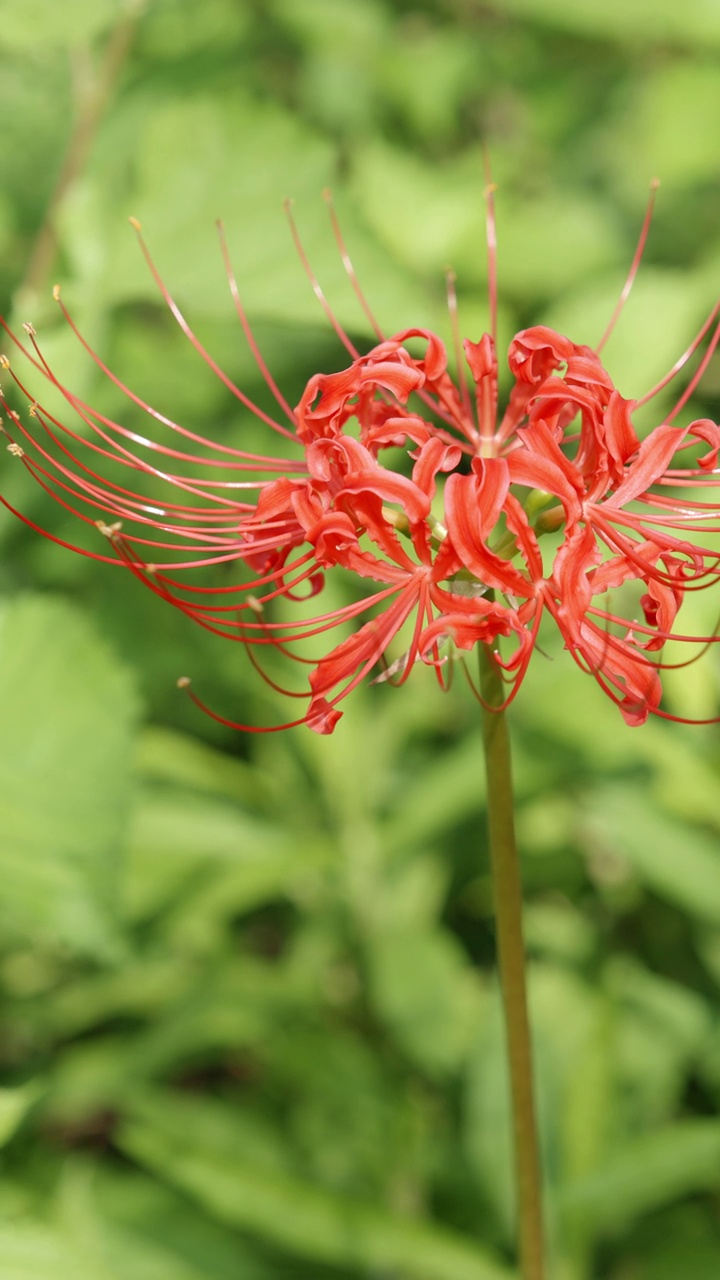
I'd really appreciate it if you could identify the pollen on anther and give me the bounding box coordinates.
[95,519,123,538]
[246,594,264,615]
[177,676,191,689]
[7,443,25,457]
[0,355,10,370]
[22,323,36,338]
[52,285,61,301]
[128,216,142,231]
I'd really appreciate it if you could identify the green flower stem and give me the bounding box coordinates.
[479,642,545,1280]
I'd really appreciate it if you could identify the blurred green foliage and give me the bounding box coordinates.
[0,1,719,1277]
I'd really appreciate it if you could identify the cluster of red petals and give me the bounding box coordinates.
[0,225,719,732]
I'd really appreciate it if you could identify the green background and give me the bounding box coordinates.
[0,1,719,1276]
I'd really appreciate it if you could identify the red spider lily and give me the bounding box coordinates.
[0,188,718,732]
[441,318,720,725]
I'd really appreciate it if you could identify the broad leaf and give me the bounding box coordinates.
[0,595,139,956]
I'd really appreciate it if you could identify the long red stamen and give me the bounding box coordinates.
[216,220,299,427]
[665,314,720,423]
[323,189,385,342]
[128,220,299,441]
[596,179,660,354]
[284,199,360,361]
[636,302,720,407]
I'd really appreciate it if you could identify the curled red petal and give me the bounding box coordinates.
[463,333,497,383]
[603,390,640,469]
[508,326,575,385]
[444,463,533,597]
[687,417,720,469]
[510,419,584,522]
[305,697,343,734]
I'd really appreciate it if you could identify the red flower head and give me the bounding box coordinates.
[0,187,718,732]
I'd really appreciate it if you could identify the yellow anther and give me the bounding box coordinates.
[176,676,191,688]
[128,216,142,231]
[52,284,61,301]
[7,442,24,457]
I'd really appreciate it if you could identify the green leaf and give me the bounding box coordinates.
[59,1154,282,1280]
[0,595,139,956]
[383,729,489,855]
[118,1093,515,1280]
[96,1169,284,1280]
[523,900,596,965]
[353,141,622,301]
[94,94,331,312]
[466,967,612,1240]
[607,958,712,1130]
[636,1208,720,1280]
[93,93,427,334]
[376,26,484,144]
[44,959,189,1039]
[351,140,490,283]
[139,0,251,60]
[367,926,481,1076]
[271,0,389,136]
[0,1224,110,1280]
[124,787,331,931]
[496,188,623,301]
[559,1121,720,1234]
[608,64,720,190]
[133,726,267,805]
[487,0,720,48]
[0,1082,42,1146]
[586,786,720,924]
[0,0,119,50]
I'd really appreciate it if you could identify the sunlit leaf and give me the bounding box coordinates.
[488,0,720,48]
[0,595,139,956]
[0,0,119,49]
